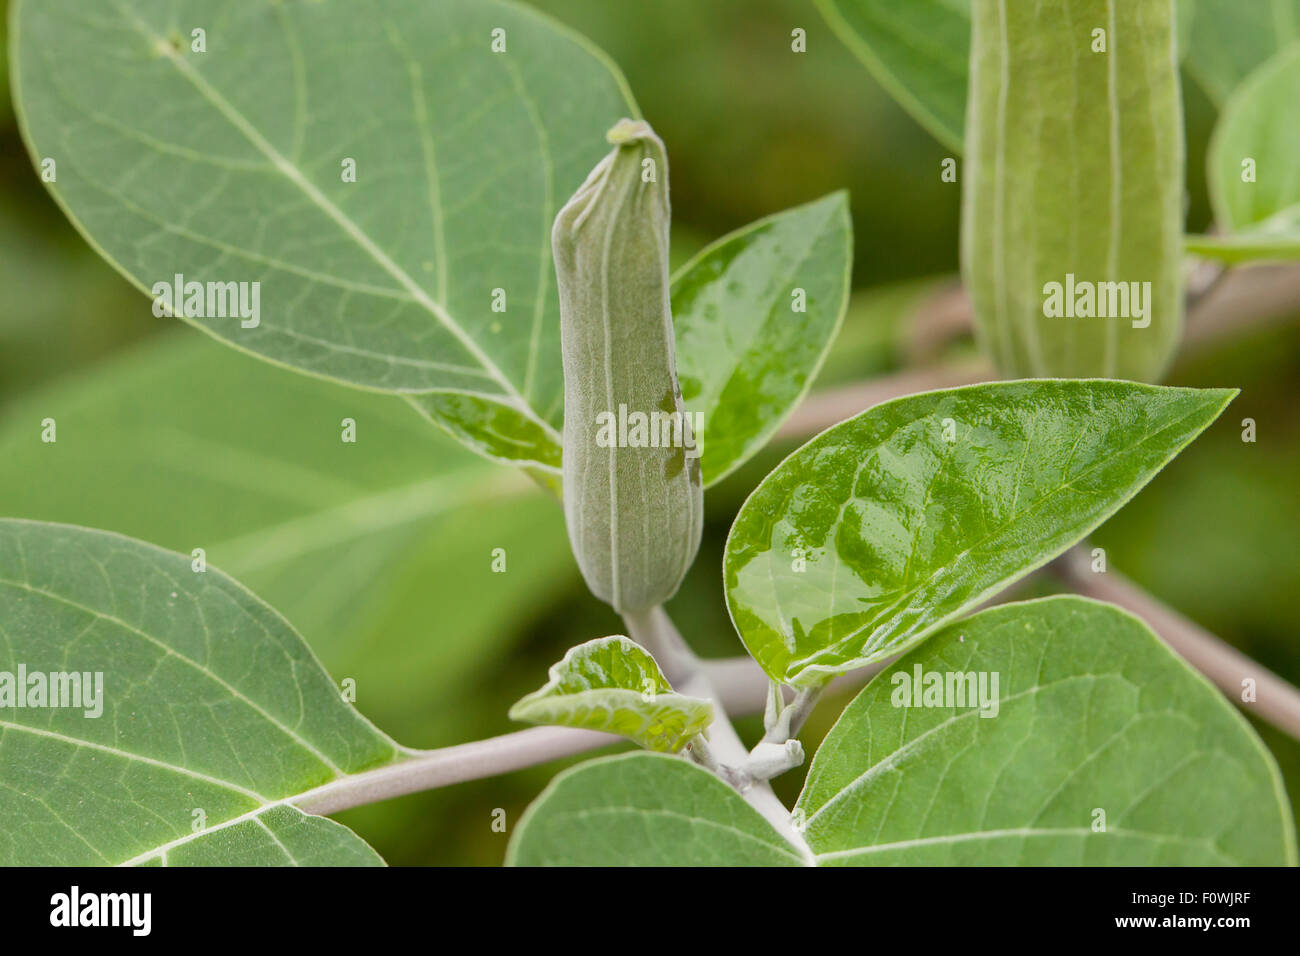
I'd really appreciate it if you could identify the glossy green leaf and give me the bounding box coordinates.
[673,192,853,487]
[0,333,571,747]
[1184,0,1300,104]
[815,0,971,153]
[1204,45,1300,260]
[509,637,713,753]
[798,597,1296,865]
[724,380,1234,687]
[12,0,636,475]
[0,519,400,865]
[962,0,1185,381]
[506,752,805,866]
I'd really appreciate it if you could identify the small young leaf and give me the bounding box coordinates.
[815,0,972,153]
[798,597,1296,865]
[506,752,805,866]
[674,192,853,487]
[1205,45,1300,258]
[724,380,1234,687]
[508,637,713,753]
[0,519,400,865]
[1184,0,1300,104]
[962,0,1185,380]
[555,120,703,613]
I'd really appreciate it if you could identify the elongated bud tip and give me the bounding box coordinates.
[606,118,655,146]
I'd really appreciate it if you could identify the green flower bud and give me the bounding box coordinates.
[961,0,1184,381]
[553,119,703,613]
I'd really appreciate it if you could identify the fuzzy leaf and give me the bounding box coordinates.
[0,519,399,865]
[12,0,636,477]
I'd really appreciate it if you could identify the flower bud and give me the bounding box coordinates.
[961,0,1184,380]
[553,119,703,612]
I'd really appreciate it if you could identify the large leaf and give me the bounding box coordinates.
[798,597,1296,865]
[0,519,400,865]
[962,0,1185,381]
[0,333,571,747]
[814,0,971,153]
[1198,45,1300,261]
[1184,0,1300,104]
[506,752,805,866]
[673,192,853,487]
[13,0,855,488]
[11,0,638,477]
[509,637,713,753]
[724,380,1234,687]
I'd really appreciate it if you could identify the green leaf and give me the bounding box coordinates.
[673,192,853,487]
[724,380,1234,687]
[11,0,637,474]
[0,519,400,865]
[798,596,1297,865]
[962,0,1186,381]
[1205,44,1300,259]
[506,752,805,866]
[1184,0,1300,104]
[814,0,971,153]
[0,333,572,748]
[509,637,713,753]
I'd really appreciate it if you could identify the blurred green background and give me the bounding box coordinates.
[2,0,1296,865]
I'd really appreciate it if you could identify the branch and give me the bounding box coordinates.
[292,650,887,843]
[293,725,614,816]
[1052,548,1300,741]
[623,606,813,860]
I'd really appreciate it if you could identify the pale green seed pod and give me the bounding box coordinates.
[962,0,1184,381]
[554,119,703,613]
